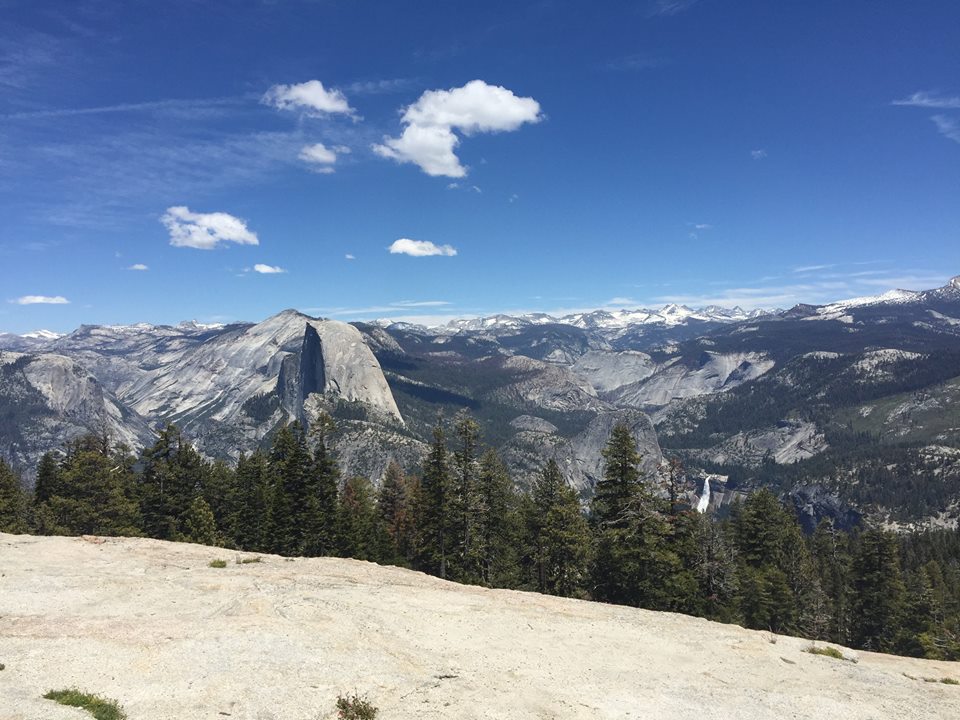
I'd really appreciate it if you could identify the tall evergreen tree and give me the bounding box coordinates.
[138,424,207,540]
[527,458,591,597]
[35,435,141,536]
[590,422,676,608]
[182,495,221,546]
[337,476,388,561]
[452,414,483,583]
[266,422,314,555]
[230,451,272,551]
[0,458,30,533]
[851,528,906,652]
[301,413,340,557]
[33,452,61,506]
[378,459,413,565]
[415,416,453,578]
[475,449,522,588]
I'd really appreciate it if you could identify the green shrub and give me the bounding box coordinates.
[942,677,959,685]
[335,693,379,720]
[43,688,127,720]
[805,644,845,660]
[237,556,261,564]
[209,559,227,568]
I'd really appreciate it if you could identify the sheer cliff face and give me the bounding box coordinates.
[0,311,404,473]
[0,351,154,479]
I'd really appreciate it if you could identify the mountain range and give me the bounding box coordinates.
[3,277,960,529]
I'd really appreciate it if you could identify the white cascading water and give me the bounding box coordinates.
[696,476,711,513]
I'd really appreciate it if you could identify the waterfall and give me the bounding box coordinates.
[696,476,711,513]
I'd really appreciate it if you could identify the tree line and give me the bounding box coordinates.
[0,414,958,660]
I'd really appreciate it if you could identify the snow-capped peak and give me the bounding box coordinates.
[819,288,919,314]
[20,329,63,340]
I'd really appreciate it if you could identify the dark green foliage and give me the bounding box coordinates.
[138,424,208,540]
[731,489,812,634]
[337,476,388,561]
[378,459,414,565]
[229,452,272,551]
[182,496,221,546]
[34,435,140,537]
[450,414,483,583]
[414,417,454,578]
[851,528,905,652]
[526,459,591,596]
[590,423,678,608]
[0,457,29,533]
[209,559,227,568]
[43,688,127,720]
[475,449,523,588]
[33,452,60,505]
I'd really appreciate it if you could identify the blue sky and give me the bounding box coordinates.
[1,0,958,333]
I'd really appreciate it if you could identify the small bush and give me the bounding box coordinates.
[335,693,379,720]
[209,559,227,568]
[942,677,959,685]
[43,688,127,720]
[237,556,261,564]
[805,644,845,660]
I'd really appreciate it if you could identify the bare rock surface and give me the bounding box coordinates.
[1,533,958,720]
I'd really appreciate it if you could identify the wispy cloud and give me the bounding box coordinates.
[345,253,356,260]
[750,149,767,160]
[345,77,419,95]
[252,263,286,274]
[932,115,960,144]
[10,295,70,305]
[388,238,458,257]
[647,0,699,17]
[127,263,149,271]
[892,91,960,109]
[161,207,259,250]
[0,96,247,121]
[793,264,835,273]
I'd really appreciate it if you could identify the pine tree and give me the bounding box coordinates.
[378,459,413,565]
[337,476,388,561]
[182,495,221,546]
[138,425,207,540]
[415,416,453,578]
[590,422,676,608]
[527,459,591,597]
[230,451,272,551]
[810,519,853,643]
[451,414,483,583]
[302,413,340,557]
[266,422,314,555]
[475,449,522,588]
[33,452,61,506]
[851,528,905,652]
[0,458,30,533]
[35,435,141,537]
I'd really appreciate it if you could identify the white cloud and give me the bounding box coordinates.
[261,80,354,116]
[694,223,712,230]
[750,149,767,160]
[128,263,149,271]
[161,206,259,250]
[298,142,341,172]
[388,238,458,257]
[373,80,542,177]
[932,114,960,144]
[345,253,356,260]
[10,295,70,305]
[253,263,286,274]
[892,91,960,109]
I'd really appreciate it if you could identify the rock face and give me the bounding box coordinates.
[0,352,153,480]
[0,312,403,476]
[2,533,957,720]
